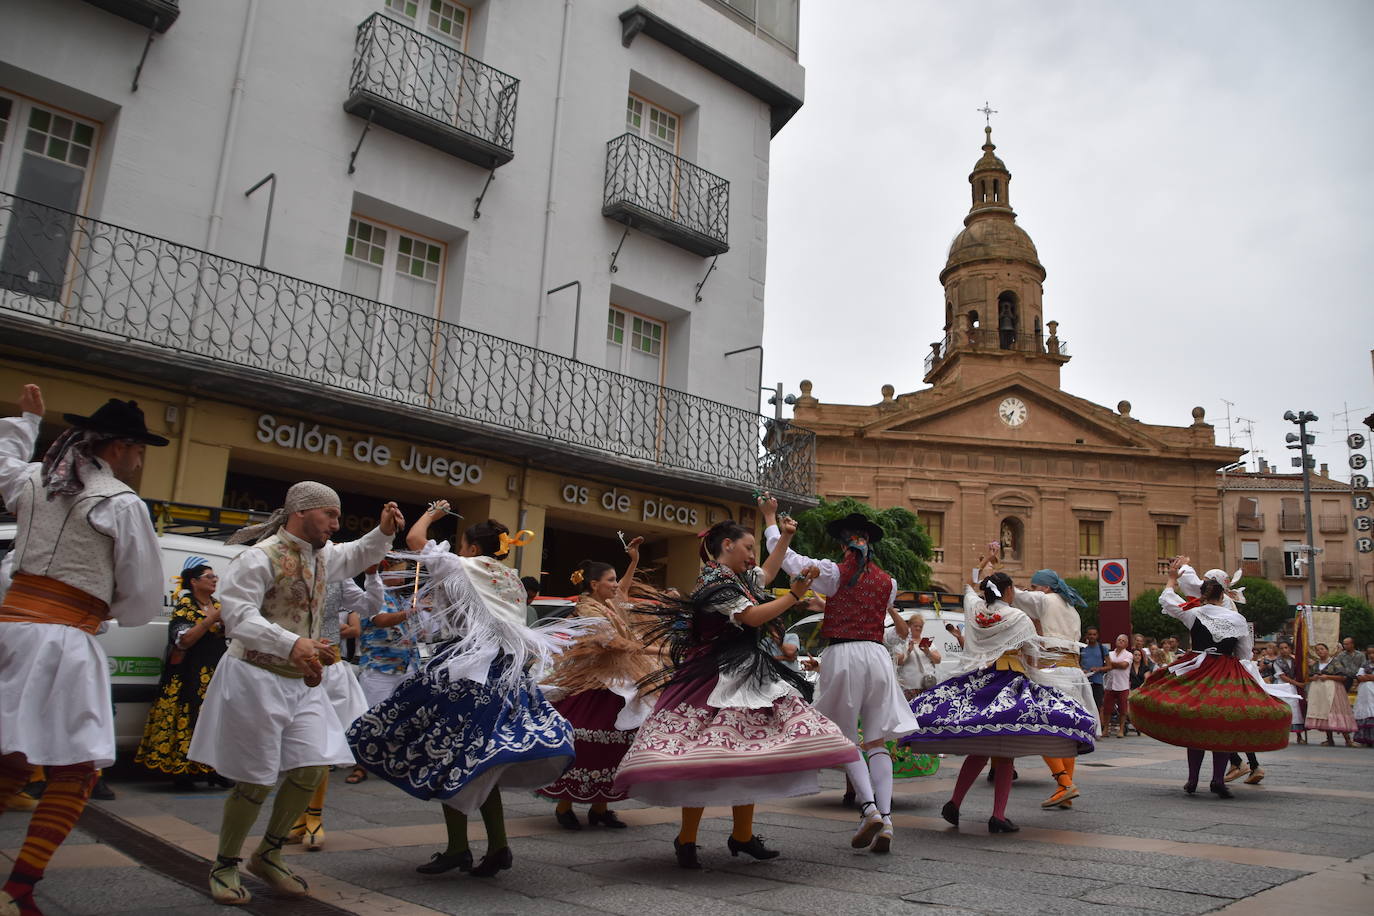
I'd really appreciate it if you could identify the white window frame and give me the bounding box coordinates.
[383,0,471,51]
[605,305,666,385]
[342,215,446,316]
[626,93,680,154]
[0,90,100,208]
[1282,541,1303,578]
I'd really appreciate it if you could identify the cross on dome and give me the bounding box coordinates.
[977,101,999,127]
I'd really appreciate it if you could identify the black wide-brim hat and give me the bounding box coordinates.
[63,399,169,446]
[825,512,884,544]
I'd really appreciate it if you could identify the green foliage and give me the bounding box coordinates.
[1235,577,1292,638]
[783,497,933,592]
[1065,576,1099,631]
[1129,588,1188,642]
[1314,593,1374,649]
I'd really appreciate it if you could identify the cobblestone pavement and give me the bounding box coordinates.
[4,734,1371,915]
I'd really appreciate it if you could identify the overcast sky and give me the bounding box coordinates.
[762,0,1374,481]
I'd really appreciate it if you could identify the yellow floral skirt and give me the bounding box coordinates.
[134,668,216,776]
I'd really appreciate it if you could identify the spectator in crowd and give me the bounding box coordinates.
[1354,646,1374,748]
[1101,635,1132,738]
[1080,627,1107,717]
[1305,643,1356,746]
[887,611,942,701]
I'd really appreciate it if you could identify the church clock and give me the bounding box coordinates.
[998,396,1027,428]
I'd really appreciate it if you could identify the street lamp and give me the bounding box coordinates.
[1284,410,1319,606]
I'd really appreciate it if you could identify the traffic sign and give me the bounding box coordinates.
[1098,558,1129,601]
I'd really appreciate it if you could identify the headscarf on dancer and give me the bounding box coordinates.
[1029,568,1087,609]
[226,481,341,545]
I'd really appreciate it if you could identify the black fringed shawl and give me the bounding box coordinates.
[633,562,813,703]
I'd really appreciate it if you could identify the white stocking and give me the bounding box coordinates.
[843,758,875,813]
[867,748,894,816]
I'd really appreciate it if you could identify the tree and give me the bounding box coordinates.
[1314,593,1374,649]
[1235,577,1291,638]
[1130,588,1188,642]
[1065,576,1099,631]
[783,497,934,591]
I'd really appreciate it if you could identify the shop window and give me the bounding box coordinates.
[1156,524,1180,559]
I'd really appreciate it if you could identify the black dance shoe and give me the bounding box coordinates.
[1183,780,1198,795]
[587,809,627,829]
[673,837,702,870]
[470,846,513,878]
[1209,782,1234,799]
[727,835,779,860]
[416,850,472,875]
[988,816,1020,834]
[555,809,582,830]
[940,801,960,827]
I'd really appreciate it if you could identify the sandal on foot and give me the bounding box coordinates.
[247,843,308,897]
[345,766,368,784]
[210,856,252,906]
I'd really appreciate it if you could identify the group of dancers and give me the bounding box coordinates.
[0,382,1298,914]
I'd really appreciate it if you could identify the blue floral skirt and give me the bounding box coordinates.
[347,656,574,814]
[899,666,1096,758]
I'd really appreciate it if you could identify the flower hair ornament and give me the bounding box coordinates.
[569,568,585,585]
[985,580,1002,598]
[498,529,535,554]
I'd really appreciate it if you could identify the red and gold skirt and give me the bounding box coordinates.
[1130,652,1291,752]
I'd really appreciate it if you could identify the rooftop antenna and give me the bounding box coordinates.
[1220,398,1236,447]
[1236,416,1258,470]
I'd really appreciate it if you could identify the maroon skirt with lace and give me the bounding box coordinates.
[536,689,634,804]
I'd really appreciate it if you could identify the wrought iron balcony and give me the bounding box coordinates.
[1278,511,1306,532]
[1323,561,1352,581]
[924,329,1069,376]
[1236,512,1265,531]
[0,192,814,504]
[344,13,518,170]
[81,0,179,31]
[1318,514,1348,533]
[603,133,729,257]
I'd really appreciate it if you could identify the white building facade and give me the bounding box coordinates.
[0,0,813,590]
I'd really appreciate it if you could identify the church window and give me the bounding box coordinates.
[1156,525,1180,559]
[1078,520,1103,558]
[917,511,943,548]
[993,179,1001,202]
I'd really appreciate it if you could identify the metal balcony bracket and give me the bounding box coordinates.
[347,110,375,176]
[131,15,160,92]
[694,254,719,302]
[609,226,630,273]
[473,170,496,220]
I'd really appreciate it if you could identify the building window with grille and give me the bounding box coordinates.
[605,306,664,384]
[0,93,100,298]
[1156,524,1180,559]
[383,0,470,49]
[340,216,445,316]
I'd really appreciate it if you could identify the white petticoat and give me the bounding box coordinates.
[815,640,920,744]
[0,621,116,767]
[323,662,369,729]
[188,655,354,786]
[1028,654,1099,718]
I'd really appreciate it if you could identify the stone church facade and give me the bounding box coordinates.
[792,127,1243,592]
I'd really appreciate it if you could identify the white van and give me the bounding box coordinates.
[0,518,244,751]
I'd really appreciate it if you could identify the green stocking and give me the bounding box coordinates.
[479,788,507,850]
[253,767,325,861]
[217,782,272,860]
[440,801,470,855]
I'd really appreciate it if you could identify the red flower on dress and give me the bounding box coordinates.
[975,611,1002,627]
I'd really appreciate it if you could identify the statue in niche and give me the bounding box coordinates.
[999,518,1020,561]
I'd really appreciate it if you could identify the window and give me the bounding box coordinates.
[0,93,100,299]
[605,306,664,384]
[1079,520,1103,557]
[916,511,943,548]
[340,216,444,315]
[1285,585,1304,605]
[384,0,469,49]
[1240,540,1260,561]
[1156,525,1180,559]
[626,95,679,153]
[1282,541,1303,578]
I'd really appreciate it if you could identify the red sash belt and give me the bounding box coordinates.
[0,573,110,635]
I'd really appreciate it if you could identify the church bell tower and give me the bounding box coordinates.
[924,126,1069,391]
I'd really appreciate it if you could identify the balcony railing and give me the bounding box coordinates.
[81,0,179,31]
[1318,514,1348,533]
[1323,561,1353,581]
[1236,513,1265,531]
[1278,512,1306,532]
[1241,559,1263,578]
[1078,557,1099,575]
[1156,560,1171,575]
[344,13,518,170]
[931,548,944,564]
[602,133,729,257]
[924,329,1069,376]
[0,192,813,502]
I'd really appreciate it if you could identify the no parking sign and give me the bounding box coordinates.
[1098,559,1129,601]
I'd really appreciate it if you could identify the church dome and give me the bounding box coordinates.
[945,219,1041,272]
